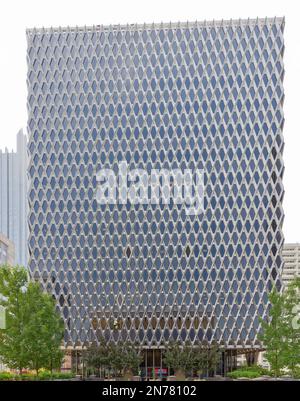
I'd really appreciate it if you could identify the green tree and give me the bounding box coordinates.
[0,265,28,373]
[86,340,110,376]
[206,343,221,376]
[192,344,207,377]
[163,342,195,380]
[189,342,220,378]
[121,343,143,378]
[259,280,300,378]
[259,287,286,377]
[282,278,300,377]
[0,265,64,375]
[23,283,64,374]
[107,343,125,376]
[86,341,142,379]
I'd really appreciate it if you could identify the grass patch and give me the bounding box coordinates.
[0,371,75,381]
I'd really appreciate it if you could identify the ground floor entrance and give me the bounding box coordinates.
[67,348,246,379]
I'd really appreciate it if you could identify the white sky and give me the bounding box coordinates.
[0,0,299,242]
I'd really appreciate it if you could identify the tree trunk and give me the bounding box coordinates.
[123,368,133,381]
[175,369,186,381]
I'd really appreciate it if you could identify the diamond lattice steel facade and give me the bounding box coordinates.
[27,18,285,349]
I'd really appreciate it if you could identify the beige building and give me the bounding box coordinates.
[0,233,15,266]
[282,243,300,287]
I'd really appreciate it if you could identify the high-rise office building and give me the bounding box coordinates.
[27,18,285,367]
[282,243,300,287]
[0,129,28,266]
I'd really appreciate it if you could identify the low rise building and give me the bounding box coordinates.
[282,243,300,287]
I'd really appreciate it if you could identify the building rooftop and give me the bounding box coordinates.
[26,16,285,36]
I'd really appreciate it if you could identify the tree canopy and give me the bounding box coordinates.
[0,265,64,374]
[259,278,300,377]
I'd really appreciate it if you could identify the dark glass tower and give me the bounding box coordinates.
[27,18,285,350]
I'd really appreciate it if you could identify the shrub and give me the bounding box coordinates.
[289,367,300,379]
[0,372,15,381]
[15,373,38,381]
[51,372,75,380]
[37,371,52,380]
[227,370,261,379]
[234,365,270,375]
[5,371,75,381]
[38,371,75,380]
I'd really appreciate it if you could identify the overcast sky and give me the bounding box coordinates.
[0,0,299,242]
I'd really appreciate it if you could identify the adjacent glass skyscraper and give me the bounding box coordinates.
[0,129,28,267]
[27,18,285,351]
